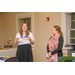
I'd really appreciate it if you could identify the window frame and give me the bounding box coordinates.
[61,12,73,49]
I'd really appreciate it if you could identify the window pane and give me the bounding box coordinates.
[70,39,75,44]
[71,13,75,20]
[70,30,75,37]
[27,18,31,30]
[24,18,26,22]
[71,21,75,29]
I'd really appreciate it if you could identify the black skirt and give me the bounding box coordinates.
[16,44,33,62]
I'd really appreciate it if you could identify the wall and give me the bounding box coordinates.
[0,12,4,47]
[34,12,61,62]
[3,12,26,47]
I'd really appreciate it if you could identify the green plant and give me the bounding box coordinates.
[60,56,75,62]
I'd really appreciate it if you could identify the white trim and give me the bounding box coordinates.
[62,49,67,54]
[15,12,35,48]
[61,12,66,46]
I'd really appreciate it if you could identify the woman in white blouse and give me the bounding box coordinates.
[15,22,35,62]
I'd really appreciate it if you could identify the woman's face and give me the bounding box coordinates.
[22,24,27,32]
[52,27,58,35]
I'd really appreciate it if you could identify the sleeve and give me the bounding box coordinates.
[51,36,63,55]
[30,32,35,41]
[47,44,50,53]
[47,36,52,53]
[16,33,19,38]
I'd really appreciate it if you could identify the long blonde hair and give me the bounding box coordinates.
[19,22,29,36]
[53,25,63,39]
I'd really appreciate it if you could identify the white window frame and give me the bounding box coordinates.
[70,13,75,44]
[61,12,73,49]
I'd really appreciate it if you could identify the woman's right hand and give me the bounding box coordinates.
[15,38,19,42]
[15,38,19,45]
[48,52,52,57]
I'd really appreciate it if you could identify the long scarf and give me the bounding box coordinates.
[48,34,60,62]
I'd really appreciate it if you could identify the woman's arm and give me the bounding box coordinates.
[14,33,19,45]
[14,38,19,45]
[29,37,35,44]
[47,44,50,53]
[51,36,63,55]
[28,35,35,44]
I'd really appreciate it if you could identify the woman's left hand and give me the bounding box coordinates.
[28,35,35,44]
[28,35,31,40]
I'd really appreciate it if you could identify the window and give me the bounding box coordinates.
[66,13,75,45]
[19,17,31,32]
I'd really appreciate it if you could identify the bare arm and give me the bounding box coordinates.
[14,38,19,45]
[28,35,35,44]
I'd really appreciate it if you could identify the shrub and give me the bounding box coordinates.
[60,56,75,62]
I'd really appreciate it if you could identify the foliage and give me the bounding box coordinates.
[60,56,75,62]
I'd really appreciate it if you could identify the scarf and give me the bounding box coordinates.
[48,34,60,62]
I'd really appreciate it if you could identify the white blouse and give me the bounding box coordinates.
[16,32,35,45]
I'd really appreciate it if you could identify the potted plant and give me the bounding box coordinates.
[60,56,75,62]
